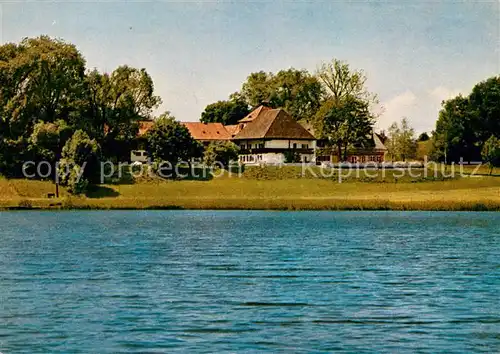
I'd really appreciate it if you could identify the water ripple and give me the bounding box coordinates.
[0,210,499,353]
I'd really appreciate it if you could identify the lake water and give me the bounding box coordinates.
[0,211,499,353]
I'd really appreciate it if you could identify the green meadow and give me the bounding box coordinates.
[1,165,499,211]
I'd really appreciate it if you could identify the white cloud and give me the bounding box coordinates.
[429,86,461,103]
[376,87,464,134]
[377,90,418,130]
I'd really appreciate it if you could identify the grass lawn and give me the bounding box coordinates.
[1,165,499,211]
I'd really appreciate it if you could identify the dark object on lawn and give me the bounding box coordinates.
[47,193,56,198]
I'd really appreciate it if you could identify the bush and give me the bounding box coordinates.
[146,113,203,166]
[58,130,101,194]
[203,141,239,168]
[482,135,500,175]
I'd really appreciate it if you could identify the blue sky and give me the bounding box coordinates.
[1,1,499,133]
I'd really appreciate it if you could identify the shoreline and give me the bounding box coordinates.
[2,198,499,211]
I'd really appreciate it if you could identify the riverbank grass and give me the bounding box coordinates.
[0,165,499,211]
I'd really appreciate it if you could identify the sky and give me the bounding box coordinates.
[1,0,499,133]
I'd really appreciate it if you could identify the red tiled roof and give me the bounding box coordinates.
[238,105,272,123]
[234,108,315,140]
[224,124,244,137]
[181,122,231,141]
[138,121,154,136]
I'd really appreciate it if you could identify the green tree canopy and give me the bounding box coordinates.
[146,112,203,167]
[469,76,500,145]
[316,59,377,104]
[240,68,323,121]
[240,71,273,108]
[431,76,499,163]
[313,59,377,162]
[432,95,479,163]
[387,118,417,162]
[203,141,239,168]
[314,97,375,161]
[29,120,73,163]
[58,130,101,194]
[0,36,165,177]
[200,94,250,125]
[481,135,500,175]
[82,66,162,160]
[0,36,86,139]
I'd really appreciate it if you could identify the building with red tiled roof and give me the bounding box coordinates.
[232,106,316,164]
[132,107,322,165]
[181,122,231,145]
[238,105,272,123]
[224,124,244,138]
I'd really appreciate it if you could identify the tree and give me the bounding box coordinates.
[58,130,101,194]
[0,36,166,177]
[430,76,499,163]
[481,135,500,175]
[469,76,500,145]
[29,120,73,164]
[432,95,479,163]
[0,36,86,139]
[269,69,323,122]
[314,97,375,161]
[387,118,417,161]
[316,59,377,104]
[418,132,430,141]
[145,112,203,168]
[240,69,323,121]
[387,122,401,161]
[240,71,274,108]
[0,36,85,176]
[203,141,239,168]
[201,95,250,125]
[313,59,378,161]
[82,66,162,160]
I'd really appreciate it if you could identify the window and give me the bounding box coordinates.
[293,143,297,149]
[241,144,246,149]
[259,143,264,149]
[302,144,308,149]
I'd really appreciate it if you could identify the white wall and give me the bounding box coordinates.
[239,140,265,149]
[239,153,285,164]
[240,152,316,164]
[237,139,315,149]
[264,139,315,149]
